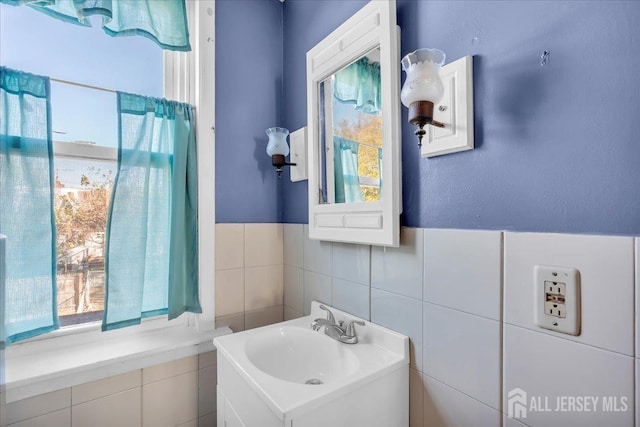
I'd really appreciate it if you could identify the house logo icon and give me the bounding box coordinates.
[507,388,528,419]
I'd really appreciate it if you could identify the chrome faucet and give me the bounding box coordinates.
[311,304,365,344]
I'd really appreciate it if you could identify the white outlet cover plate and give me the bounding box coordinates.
[421,55,474,158]
[534,265,581,336]
[289,127,307,182]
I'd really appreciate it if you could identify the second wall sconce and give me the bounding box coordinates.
[265,127,308,179]
[401,49,475,158]
[266,127,296,176]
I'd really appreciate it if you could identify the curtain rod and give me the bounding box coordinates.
[336,136,382,151]
[50,77,116,94]
[49,77,194,108]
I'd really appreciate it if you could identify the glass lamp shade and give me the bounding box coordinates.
[266,127,290,157]
[400,48,446,108]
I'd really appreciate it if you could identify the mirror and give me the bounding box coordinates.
[319,48,383,204]
[307,0,401,247]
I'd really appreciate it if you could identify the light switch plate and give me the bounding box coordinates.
[289,127,307,182]
[421,55,474,158]
[534,265,581,336]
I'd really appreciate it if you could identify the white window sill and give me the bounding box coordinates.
[4,324,232,403]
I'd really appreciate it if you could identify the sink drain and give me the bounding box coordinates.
[305,378,323,385]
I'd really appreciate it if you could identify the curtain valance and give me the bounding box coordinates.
[1,0,191,51]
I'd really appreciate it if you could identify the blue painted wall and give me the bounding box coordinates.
[215,0,284,223]
[281,0,366,223]
[281,0,640,235]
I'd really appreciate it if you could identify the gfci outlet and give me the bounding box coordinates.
[533,265,581,336]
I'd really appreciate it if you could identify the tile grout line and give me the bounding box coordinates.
[505,322,634,359]
[499,231,505,416]
[633,238,637,425]
[423,372,502,414]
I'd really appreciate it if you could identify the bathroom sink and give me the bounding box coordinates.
[214,301,409,425]
[245,325,360,384]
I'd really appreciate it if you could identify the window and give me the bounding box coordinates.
[1,4,162,327]
[0,0,216,333]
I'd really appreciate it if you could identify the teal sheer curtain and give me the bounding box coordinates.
[103,92,200,331]
[0,0,190,51]
[333,57,381,114]
[334,136,363,204]
[0,67,59,344]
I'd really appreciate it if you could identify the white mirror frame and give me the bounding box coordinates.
[306,0,401,247]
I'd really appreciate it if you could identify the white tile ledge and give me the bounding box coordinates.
[5,325,231,403]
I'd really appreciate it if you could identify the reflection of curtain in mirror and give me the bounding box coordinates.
[334,136,364,203]
[333,57,381,114]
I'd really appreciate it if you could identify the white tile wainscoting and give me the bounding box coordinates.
[283,224,638,427]
[3,353,217,427]
[215,224,285,332]
[7,224,637,426]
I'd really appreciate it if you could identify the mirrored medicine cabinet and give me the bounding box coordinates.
[306,0,401,247]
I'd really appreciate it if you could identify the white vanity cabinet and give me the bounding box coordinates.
[214,302,409,427]
[216,355,282,427]
[217,358,408,427]
[218,388,247,427]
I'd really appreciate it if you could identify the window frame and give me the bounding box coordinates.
[169,0,217,333]
[8,0,216,345]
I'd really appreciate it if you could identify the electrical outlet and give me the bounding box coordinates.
[543,280,566,318]
[534,265,581,335]
[544,301,566,318]
[544,280,566,296]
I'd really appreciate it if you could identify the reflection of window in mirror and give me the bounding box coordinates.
[320,48,382,204]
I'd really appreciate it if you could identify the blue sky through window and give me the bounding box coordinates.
[0,3,163,148]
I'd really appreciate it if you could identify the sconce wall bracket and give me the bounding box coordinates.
[408,101,445,128]
[289,127,308,182]
[271,154,297,176]
[408,100,446,148]
[421,55,474,158]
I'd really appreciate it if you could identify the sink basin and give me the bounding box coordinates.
[245,326,360,384]
[214,301,409,424]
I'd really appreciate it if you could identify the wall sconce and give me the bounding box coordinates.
[401,50,475,158]
[400,48,446,149]
[266,127,296,176]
